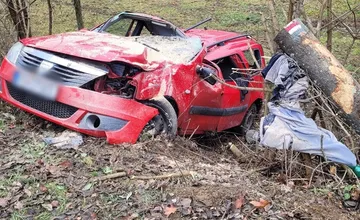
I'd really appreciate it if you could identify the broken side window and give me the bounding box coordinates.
[214,55,245,80]
[243,49,261,69]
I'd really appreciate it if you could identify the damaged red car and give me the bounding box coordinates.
[0,12,264,144]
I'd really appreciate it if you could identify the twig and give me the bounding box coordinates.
[211,75,270,92]
[131,171,194,180]
[92,172,127,181]
[247,40,261,69]
[92,171,195,181]
[315,0,328,37]
[308,161,341,187]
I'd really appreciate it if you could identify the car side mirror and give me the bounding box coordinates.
[196,65,217,85]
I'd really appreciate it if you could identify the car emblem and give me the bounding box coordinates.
[38,60,54,75]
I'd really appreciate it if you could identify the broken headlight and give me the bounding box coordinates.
[6,42,24,64]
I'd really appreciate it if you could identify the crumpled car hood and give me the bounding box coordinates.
[21,31,203,71]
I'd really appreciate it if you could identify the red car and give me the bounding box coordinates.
[0,12,264,144]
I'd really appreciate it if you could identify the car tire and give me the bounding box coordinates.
[140,97,178,139]
[237,104,258,135]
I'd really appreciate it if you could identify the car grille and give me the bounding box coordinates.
[7,82,78,119]
[16,47,108,87]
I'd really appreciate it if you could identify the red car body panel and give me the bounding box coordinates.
[0,12,265,144]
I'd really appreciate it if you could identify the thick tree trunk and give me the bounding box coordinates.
[73,0,84,30]
[274,19,360,134]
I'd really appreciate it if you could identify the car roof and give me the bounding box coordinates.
[185,29,259,60]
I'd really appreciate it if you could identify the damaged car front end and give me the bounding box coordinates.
[0,28,204,143]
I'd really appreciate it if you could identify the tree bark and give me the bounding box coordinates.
[274,19,360,135]
[73,0,84,30]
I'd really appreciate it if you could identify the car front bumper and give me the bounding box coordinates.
[0,58,159,144]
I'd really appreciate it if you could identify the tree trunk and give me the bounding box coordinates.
[274,19,360,135]
[6,0,29,39]
[73,0,84,30]
[287,0,294,22]
[47,0,53,35]
[326,0,332,51]
[294,0,304,18]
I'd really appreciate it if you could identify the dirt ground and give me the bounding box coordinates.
[0,103,359,220]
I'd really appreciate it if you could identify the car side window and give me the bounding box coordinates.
[105,18,135,36]
[243,49,261,69]
[214,55,243,80]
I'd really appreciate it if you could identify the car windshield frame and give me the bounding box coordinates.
[95,13,186,38]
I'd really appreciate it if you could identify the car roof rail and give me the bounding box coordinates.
[207,34,251,49]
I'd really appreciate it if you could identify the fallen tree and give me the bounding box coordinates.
[274,19,360,135]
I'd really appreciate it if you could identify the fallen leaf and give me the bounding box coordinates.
[344,193,351,200]
[351,188,360,200]
[42,203,53,211]
[83,156,93,166]
[51,200,59,208]
[82,183,93,191]
[59,160,72,169]
[128,213,139,220]
[0,198,9,208]
[235,194,245,209]
[90,212,97,220]
[330,166,337,175]
[24,188,32,197]
[250,198,270,209]
[126,191,132,201]
[46,164,61,175]
[180,198,192,208]
[164,204,177,217]
[14,201,23,210]
[39,185,48,193]
[37,159,44,166]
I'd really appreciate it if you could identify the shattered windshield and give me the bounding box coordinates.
[132,36,203,63]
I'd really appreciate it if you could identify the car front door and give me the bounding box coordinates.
[182,63,224,134]
[216,54,250,131]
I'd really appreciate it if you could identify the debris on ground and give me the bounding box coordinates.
[43,131,83,149]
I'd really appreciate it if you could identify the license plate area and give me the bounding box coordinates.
[12,71,59,101]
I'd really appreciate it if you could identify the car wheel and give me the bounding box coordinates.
[140,98,178,140]
[238,104,258,135]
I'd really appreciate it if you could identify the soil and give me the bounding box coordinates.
[0,106,359,219]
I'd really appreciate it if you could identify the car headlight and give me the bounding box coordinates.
[6,42,24,64]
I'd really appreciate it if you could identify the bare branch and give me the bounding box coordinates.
[315,0,328,37]
[346,0,357,30]
[321,4,360,30]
